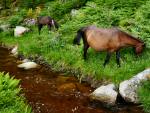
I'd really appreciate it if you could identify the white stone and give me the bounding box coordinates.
[70,9,78,17]
[22,59,31,63]
[89,84,118,105]
[0,24,10,32]
[135,69,150,80]
[119,69,150,103]
[14,26,29,37]
[24,18,36,26]
[17,62,38,70]
[11,45,18,56]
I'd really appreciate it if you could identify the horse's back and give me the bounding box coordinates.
[85,27,120,51]
[37,16,52,25]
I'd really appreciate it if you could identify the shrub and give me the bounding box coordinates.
[8,15,23,27]
[40,0,87,20]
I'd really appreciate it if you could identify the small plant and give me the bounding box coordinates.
[0,72,33,113]
[27,8,33,18]
[26,7,41,19]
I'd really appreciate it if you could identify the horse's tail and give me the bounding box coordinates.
[73,27,86,45]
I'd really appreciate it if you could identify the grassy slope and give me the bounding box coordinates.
[1,0,150,83]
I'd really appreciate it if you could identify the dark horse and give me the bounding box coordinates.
[37,16,59,35]
[73,26,145,67]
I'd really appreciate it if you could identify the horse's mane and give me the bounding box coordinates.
[119,29,144,43]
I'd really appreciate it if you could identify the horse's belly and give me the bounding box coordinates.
[88,41,107,51]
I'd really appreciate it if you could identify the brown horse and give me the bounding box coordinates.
[37,16,59,35]
[73,26,145,67]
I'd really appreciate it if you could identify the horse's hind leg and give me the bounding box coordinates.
[83,44,89,60]
[103,52,111,67]
[116,51,121,67]
[38,24,43,35]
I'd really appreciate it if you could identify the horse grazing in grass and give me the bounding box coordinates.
[73,26,145,67]
[37,16,59,35]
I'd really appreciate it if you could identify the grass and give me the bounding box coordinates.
[0,26,150,84]
[138,81,150,113]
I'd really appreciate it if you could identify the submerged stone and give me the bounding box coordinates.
[57,83,77,93]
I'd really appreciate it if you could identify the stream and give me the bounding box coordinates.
[0,46,145,113]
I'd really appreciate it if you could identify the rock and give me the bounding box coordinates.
[135,69,150,81]
[17,62,38,70]
[22,59,31,63]
[11,45,18,56]
[23,18,36,26]
[0,24,10,32]
[146,74,150,80]
[119,69,150,103]
[17,59,31,64]
[70,9,78,17]
[89,84,118,105]
[14,26,29,37]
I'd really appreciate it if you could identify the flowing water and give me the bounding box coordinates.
[0,47,145,113]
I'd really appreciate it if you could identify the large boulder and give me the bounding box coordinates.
[89,84,118,105]
[119,69,150,103]
[14,26,29,37]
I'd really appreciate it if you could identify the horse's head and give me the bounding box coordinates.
[135,42,145,55]
[51,20,59,29]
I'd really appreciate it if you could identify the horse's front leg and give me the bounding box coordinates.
[103,52,111,67]
[47,24,52,32]
[83,44,89,60]
[116,50,121,67]
[38,24,43,35]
